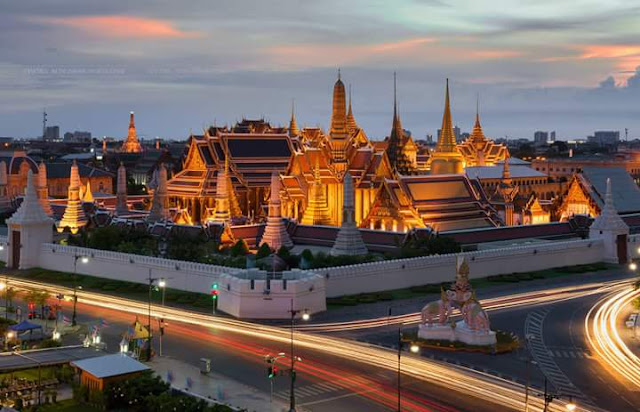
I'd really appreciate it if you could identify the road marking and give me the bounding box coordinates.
[524,309,596,408]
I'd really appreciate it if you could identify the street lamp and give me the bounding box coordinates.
[71,286,82,327]
[566,397,577,411]
[158,278,167,307]
[0,279,7,320]
[71,255,88,327]
[410,344,420,353]
[287,299,310,412]
[146,269,165,360]
[119,337,129,354]
[630,262,638,271]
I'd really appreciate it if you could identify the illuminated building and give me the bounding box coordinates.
[429,79,465,175]
[558,167,640,220]
[385,73,417,175]
[121,112,143,154]
[57,160,88,234]
[456,102,509,167]
[259,172,293,250]
[165,75,507,232]
[495,157,519,226]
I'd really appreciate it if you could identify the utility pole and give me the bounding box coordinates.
[42,109,47,141]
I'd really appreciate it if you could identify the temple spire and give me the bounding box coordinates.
[331,171,368,256]
[259,172,293,250]
[289,99,300,137]
[121,111,142,153]
[436,78,457,153]
[37,162,53,216]
[346,85,357,134]
[115,162,129,216]
[301,158,331,226]
[148,163,170,222]
[58,160,88,233]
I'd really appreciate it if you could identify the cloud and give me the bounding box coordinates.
[31,15,201,39]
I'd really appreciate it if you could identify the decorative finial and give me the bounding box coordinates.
[338,68,341,80]
[393,71,397,115]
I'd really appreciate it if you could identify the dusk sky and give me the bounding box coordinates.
[2,0,640,141]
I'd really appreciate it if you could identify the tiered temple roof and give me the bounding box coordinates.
[457,101,508,167]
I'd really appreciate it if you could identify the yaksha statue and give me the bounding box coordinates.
[418,256,496,345]
[420,288,452,326]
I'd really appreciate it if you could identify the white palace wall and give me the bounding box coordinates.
[0,236,608,302]
[313,238,606,297]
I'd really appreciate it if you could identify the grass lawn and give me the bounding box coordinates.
[39,399,101,412]
[10,268,214,312]
[326,262,613,308]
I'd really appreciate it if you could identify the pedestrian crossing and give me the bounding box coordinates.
[548,349,593,359]
[524,309,596,407]
[273,381,345,400]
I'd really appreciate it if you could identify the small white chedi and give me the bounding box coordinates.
[418,257,496,346]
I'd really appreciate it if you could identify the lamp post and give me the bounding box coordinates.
[537,377,576,412]
[287,299,309,412]
[146,269,164,361]
[71,286,82,327]
[71,255,88,327]
[524,333,536,412]
[158,279,166,306]
[0,279,6,320]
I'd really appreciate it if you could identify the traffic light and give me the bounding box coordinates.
[268,366,275,378]
[211,283,219,300]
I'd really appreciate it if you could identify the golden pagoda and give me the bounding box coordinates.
[457,98,508,167]
[385,73,417,175]
[328,69,349,171]
[346,85,358,135]
[57,160,88,234]
[121,111,142,153]
[300,161,332,226]
[429,79,464,175]
[289,101,300,138]
[495,155,519,226]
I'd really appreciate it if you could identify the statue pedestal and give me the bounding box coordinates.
[418,324,455,341]
[417,321,496,346]
[453,321,497,346]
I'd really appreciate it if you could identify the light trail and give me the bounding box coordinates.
[299,280,627,332]
[7,276,597,412]
[585,283,640,389]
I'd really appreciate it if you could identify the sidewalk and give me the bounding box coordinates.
[149,355,290,412]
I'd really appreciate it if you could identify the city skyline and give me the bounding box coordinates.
[2,1,640,139]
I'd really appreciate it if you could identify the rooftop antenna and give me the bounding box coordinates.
[42,109,47,140]
[625,128,628,142]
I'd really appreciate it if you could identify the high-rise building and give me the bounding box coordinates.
[549,131,556,143]
[534,131,548,146]
[44,126,59,141]
[63,131,92,142]
[437,125,461,142]
[587,131,619,147]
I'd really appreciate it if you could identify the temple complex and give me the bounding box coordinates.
[121,112,143,154]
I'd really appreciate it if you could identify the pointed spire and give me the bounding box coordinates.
[58,161,88,233]
[122,111,142,153]
[213,160,231,223]
[259,172,293,250]
[82,180,94,203]
[37,162,53,216]
[330,70,348,139]
[591,178,628,232]
[346,85,357,134]
[502,153,511,182]
[331,171,367,256]
[115,162,129,215]
[436,78,457,153]
[289,99,300,137]
[148,163,169,222]
[7,170,51,224]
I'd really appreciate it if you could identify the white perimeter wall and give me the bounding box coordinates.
[313,238,606,297]
[38,243,237,294]
[0,236,609,300]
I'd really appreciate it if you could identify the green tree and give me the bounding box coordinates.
[256,243,272,259]
[229,239,249,257]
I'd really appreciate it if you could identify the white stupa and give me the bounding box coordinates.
[330,171,368,256]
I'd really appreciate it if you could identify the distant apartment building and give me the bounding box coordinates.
[44,126,59,141]
[438,125,461,142]
[549,131,556,143]
[63,130,92,142]
[531,150,640,182]
[534,131,548,146]
[587,131,619,147]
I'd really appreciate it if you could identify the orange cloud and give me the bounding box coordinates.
[468,50,523,59]
[579,44,640,82]
[35,15,200,39]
